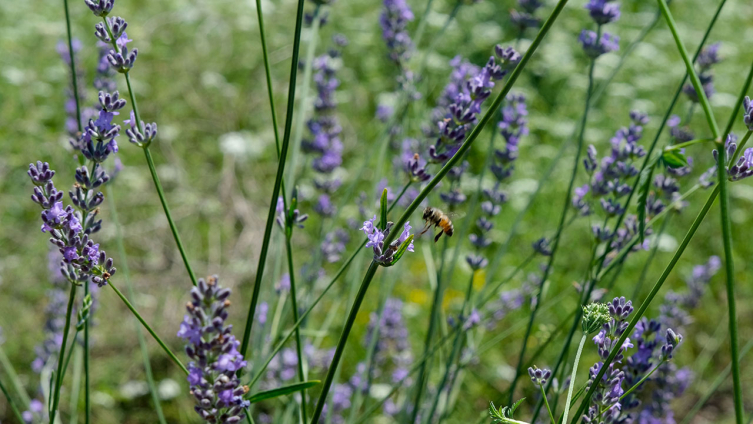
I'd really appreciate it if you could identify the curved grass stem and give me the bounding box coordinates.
[240,0,307,359]
[49,283,77,424]
[0,378,25,424]
[284,233,308,423]
[108,282,189,375]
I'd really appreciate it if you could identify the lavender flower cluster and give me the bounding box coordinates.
[360,215,414,266]
[28,162,116,287]
[428,45,521,164]
[579,0,620,58]
[511,0,544,34]
[177,276,250,423]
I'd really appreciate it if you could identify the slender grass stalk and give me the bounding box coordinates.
[49,283,77,424]
[69,345,82,424]
[0,377,25,424]
[508,56,596,403]
[108,282,189,375]
[412,0,435,49]
[560,333,587,424]
[253,0,282,154]
[83,281,90,423]
[309,261,380,424]
[426,273,474,422]
[540,385,556,424]
[681,339,753,424]
[656,0,720,139]
[0,347,31,409]
[568,186,719,424]
[284,234,308,423]
[287,5,321,198]
[617,358,664,403]
[715,122,744,424]
[632,216,672,300]
[663,137,716,151]
[240,0,307,359]
[106,187,167,424]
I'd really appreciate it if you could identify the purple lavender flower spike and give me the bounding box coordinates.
[714,133,753,181]
[84,0,114,17]
[177,276,250,423]
[527,365,551,386]
[360,216,414,265]
[380,0,414,66]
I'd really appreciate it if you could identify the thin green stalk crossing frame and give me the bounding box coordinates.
[106,186,168,424]
[49,283,76,424]
[108,282,189,375]
[508,56,596,404]
[309,3,572,423]
[0,377,24,424]
[240,0,307,360]
[284,233,308,423]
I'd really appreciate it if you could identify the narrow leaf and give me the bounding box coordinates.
[380,188,388,231]
[661,150,689,168]
[245,380,320,404]
[636,159,657,244]
[510,397,526,417]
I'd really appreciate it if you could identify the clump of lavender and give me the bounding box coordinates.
[579,0,621,59]
[660,256,720,337]
[573,112,651,257]
[360,215,414,266]
[714,133,753,181]
[428,46,521,164]
[380,0,414,68]
[302,39,345,218]
[511,0,544,34]
[683,43,721,103]
[177,276,250,423]
[28,162,116,287]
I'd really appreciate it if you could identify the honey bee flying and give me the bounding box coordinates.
[420,207,459,242]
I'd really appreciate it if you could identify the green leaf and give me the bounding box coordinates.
[389,234,415,266]
[661,149,689,168]
[510,397,526,417]
[245,380,320,404]
[380,188,388,231]
[636,158,658,244]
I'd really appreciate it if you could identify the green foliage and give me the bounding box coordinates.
[488,398,528,424]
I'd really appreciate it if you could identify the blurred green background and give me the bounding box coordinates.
[0,0,752,421]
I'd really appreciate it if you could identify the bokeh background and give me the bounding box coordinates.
[1,0,752,422]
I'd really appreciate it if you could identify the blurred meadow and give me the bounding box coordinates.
[1,0,752,422]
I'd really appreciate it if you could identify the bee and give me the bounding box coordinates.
[420,207,457,242]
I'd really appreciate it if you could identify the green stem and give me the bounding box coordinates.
[569,186,719,424]
[309,262,380,424]
[62,0,83,153]
[561,334,587,424]
[617,358,664,403]
[664,137,715,151]
[632,215,672,300]
[426,273,474,422]
[656,0,720,139]
[106,186,167,424]
[716,136,743,424]
[142,147,198,286]
[508,57,596,404]
[540,385,556,424]
[287,5,321,198]
[253,0,282,155]
[681,339,753,424]
[49,283,77,424]
[108,282,189,375]
[731,131,753,165]
[284,234,308,423]
[0,347,31,409]
[412,0,435,49]
[240,0,306,359]
[0,377,25,424]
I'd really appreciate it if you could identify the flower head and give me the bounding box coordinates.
[528,366,551,387]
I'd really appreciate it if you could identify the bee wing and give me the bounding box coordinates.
[445,211,466,219]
